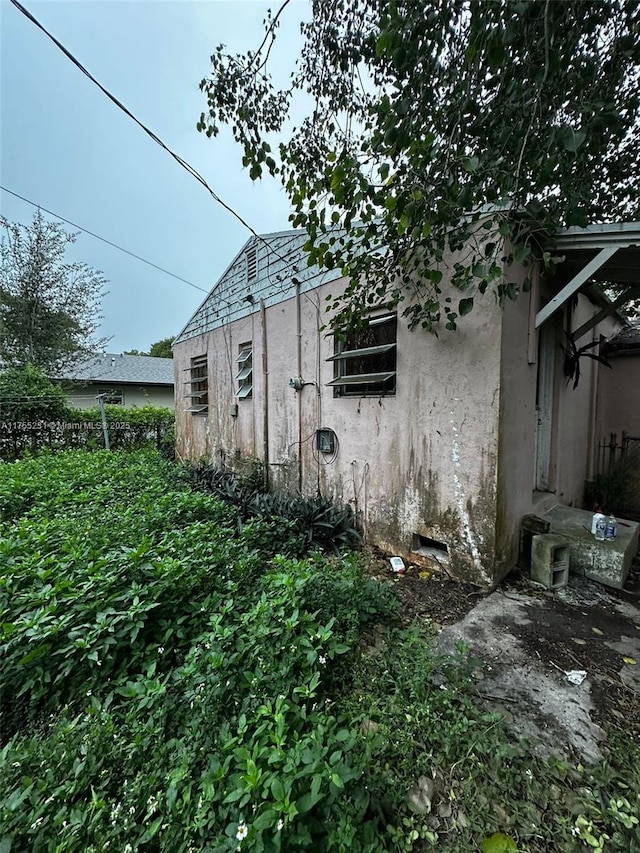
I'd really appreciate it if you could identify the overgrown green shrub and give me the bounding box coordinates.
[0,363,67,423]
[0,403,174,460]
[2,450,638,852]
[187,464,361,555]
[0,451,399,852]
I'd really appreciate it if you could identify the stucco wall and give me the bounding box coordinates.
[596,353,640,442]
[175,271,505,585]
[496,271,539,574]
[65,383,174,410]
[497,276,623,572]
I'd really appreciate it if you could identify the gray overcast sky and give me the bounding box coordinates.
[0,0,307,352]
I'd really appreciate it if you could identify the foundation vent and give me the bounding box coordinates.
[412,534,450,565]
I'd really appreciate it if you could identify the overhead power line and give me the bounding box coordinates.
[8,0,295,269]
[0,186,208,294]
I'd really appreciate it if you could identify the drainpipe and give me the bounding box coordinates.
[316,295,323,494]
[260,299,270,491]
[587,329,600,481]
[296,280,303,492]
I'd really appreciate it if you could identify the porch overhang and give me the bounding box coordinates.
[535,222,640,329]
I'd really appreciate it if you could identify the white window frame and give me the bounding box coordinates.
[235,345,253,399]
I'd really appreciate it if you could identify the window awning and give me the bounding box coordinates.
[327,372,395,387]
[235,365,252,381]
[327,343,396,361]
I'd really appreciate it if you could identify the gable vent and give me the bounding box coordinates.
[246,246,257,282]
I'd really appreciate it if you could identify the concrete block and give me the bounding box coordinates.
[519,514,552,571]
[545,506,640,590]
[530,534,570,589]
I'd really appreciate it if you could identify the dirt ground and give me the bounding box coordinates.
[367,548,640,760]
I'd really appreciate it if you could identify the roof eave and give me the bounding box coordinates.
[547,221,640,252]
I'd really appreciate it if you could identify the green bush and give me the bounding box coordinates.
[187,464,361,555]
[0,402,174,460]
[2,450,638,852]
[0,363,67,423]
[0,450,398,852]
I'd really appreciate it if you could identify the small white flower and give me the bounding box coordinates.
[236,821,248,841]
[124,844,133,853]
[158,646,165,655]
[86,690,92,696]
[96,659,102,666]
[571,826,581,837]
[30,817,44,830]
[318,655,327,665]
[277,818,284,831]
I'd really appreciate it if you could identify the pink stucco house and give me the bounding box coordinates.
[173,223,639,585]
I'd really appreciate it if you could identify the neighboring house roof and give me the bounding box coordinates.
[59,353,174,386]
[604,323,640,356]
[174,228,347,345]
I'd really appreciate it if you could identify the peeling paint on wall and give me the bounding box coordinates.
[450,419,491,585]
[175,240,511,587]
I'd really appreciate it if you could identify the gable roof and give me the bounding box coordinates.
[174,229,347,345]
[59,353,174,386]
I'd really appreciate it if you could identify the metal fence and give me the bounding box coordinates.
[593,432,640,520]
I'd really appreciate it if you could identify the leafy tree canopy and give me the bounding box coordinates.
[0,363,68,424]
[149,336,174,358]
[199,0,640,331]
[0,210,109,371]
[124,336,174,358]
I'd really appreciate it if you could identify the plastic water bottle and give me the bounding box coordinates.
[605,514,617,541]
[591,508,605,536]
[595,516,606,541]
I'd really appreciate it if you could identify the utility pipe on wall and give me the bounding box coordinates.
[295,280,303,492]
[586,329,600,481]
[260,299,270,491]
